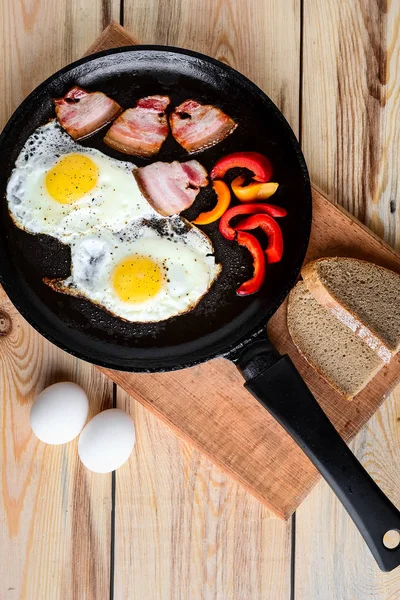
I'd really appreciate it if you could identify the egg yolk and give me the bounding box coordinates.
[112,256,163,303]
[45,154,99,204]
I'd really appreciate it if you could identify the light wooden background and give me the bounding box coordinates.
[0,1,399,599]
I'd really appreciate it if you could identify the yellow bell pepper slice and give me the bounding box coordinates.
[192,180,231,225]
[231,176,279,201]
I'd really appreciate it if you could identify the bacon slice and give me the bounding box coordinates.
[134,160,208,216]
[104,95,170,157]
[54,86,122,140]
[169,100,237,153]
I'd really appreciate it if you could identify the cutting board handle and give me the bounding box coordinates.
[236,345,400,572]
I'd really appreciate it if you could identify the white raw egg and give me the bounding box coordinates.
[30,382,89,445]
[78,409,135,473]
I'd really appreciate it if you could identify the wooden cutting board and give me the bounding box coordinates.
[1,22,398,521]
[86,23,400,519]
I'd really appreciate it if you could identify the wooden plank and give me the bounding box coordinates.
[295,388,400,599]
[301,0,400,250]
[114,387,292,600]
[123,0,301,135]
[85,22,139,56]
[0,290,113,599]
[86,21,293,599]
[296,0,400,594]
[0,2,119,598]
[0,0,120,131]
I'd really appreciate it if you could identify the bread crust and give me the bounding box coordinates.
[287,282,383,400]
[301,258,393,364]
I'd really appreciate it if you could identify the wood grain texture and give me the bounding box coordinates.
[114,388,291,600]
[295,388,400,599]
[0,4,119,599]
[123,0,301,135]
[84,22,138,56]
[301,0,400,251]
[0,289,113,599]
[0,0,119,131]
[296,0,400,595]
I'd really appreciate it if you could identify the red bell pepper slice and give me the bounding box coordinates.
[210,152,273,182]
[234,214,284,263]
[219,203,287,240]
[236,232,266,296]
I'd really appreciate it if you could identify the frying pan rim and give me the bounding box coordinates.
[0,45,312,372]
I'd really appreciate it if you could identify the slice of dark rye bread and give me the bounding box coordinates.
[302,257,400,364]
[287,281,384,400]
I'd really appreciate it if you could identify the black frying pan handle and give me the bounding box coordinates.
[235,341,400,572]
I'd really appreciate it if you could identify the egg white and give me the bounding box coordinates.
[45,217,221,322]
[7,121,157,241]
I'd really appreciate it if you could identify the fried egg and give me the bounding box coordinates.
[7,121,157,241]
[45,217,221,322]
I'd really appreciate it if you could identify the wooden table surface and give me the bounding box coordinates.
[1,1,399,599]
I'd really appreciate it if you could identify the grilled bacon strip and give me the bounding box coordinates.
[169,100,237,153]
[54,86,122,140]
[134,160,208,216]
[104,95,170,157]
